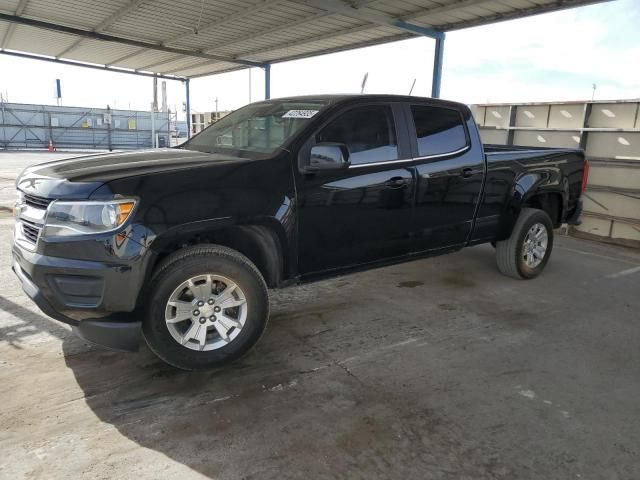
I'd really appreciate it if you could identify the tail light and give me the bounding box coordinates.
[581,159,590,193]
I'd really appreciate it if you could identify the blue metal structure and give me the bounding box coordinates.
[432,34,446,99]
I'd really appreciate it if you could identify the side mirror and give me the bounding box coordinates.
[308,143,350,171]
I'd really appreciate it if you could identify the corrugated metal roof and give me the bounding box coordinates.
[0,0,611,79]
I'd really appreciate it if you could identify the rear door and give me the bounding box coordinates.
[297,102,416,274]
[406,103,485,251]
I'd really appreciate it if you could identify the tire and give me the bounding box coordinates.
[142,244,269,370]
[496,208,554,280]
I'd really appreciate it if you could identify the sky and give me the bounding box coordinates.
[0,0,638,118]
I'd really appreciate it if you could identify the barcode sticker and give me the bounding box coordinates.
[282,110,319,119]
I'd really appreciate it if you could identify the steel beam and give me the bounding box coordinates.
[0,13,267,68]
[264,64,271,100]
[299,0,443,39]
[0,50,186,81]
[431,34,445,98]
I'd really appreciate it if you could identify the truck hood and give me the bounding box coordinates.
[16,148,250,199]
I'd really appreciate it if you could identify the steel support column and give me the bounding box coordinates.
[185,79,192,138]
[431,34,445,98]
[264,64,271,100]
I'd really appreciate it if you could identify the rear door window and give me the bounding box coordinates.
[316,105,399,165]
[410,105,468,157]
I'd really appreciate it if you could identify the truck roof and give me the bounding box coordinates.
[263,94,469,111]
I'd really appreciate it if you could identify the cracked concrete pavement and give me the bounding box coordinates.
[1,152,639,479]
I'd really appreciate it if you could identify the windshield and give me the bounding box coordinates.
[183,100,329,156]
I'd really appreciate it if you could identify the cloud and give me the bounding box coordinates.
[443,0,640,103]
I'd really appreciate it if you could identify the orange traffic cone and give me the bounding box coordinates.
[48,139,55,152]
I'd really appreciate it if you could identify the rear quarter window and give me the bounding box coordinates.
[411,105,468,157]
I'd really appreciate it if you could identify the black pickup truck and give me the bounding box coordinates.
[13,95,586,370]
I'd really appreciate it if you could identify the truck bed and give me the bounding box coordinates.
[483,144,582,154]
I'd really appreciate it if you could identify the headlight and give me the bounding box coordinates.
[42,199,136,237]
[14,190,24,217]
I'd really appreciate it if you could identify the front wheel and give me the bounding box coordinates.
[143,245,269,370]
[496,208,554,280]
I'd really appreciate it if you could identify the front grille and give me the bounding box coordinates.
[23,193,52,210]
[21,220,41,245]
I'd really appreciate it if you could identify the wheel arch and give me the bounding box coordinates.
[144,218,290,292]
[496,170,568,240]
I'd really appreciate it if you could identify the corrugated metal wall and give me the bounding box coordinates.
[0,102,188,150]
[472,100,640,248]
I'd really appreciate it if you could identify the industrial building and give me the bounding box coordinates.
[190,110,232,135]
[0,101,187,149]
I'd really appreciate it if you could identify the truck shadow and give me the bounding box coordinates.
[0,294,73,349]
[59,298,355,479]
[56,252,506,478]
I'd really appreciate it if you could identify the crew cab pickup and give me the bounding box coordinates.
[12,95,586,370]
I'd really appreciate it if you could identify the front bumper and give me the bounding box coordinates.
[12,238,145,352]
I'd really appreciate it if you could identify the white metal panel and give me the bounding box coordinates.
[515,105,549,128]
[548,104,585,129]
[6,24,77,57]
[514,130,581,148]
[0,0,22,12]
[589,164,640,190]
[470,105,485,126]
[483,106,510,128]
[118,50,179,70]
[64,40,139,64]
[588,103,638,129]
[479,128,508,144]
[586,132,640,160]
[22,0,121,30]
[582,191,639,221]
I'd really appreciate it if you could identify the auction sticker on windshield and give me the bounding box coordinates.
[282,110,319,119]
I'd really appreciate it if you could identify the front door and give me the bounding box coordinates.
[297,103,416,274]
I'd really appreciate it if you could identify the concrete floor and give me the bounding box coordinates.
[1,152,639,479]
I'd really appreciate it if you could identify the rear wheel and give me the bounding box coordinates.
[143,245,269,370]
[496,208,554,280]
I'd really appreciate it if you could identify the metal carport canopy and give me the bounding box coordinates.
[0,0,610,99]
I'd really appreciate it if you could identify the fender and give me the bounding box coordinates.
[138,215,291,289]
[497,167,568,239]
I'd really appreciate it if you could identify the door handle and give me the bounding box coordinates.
[384,177,408,188]
[461,168,477,178]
